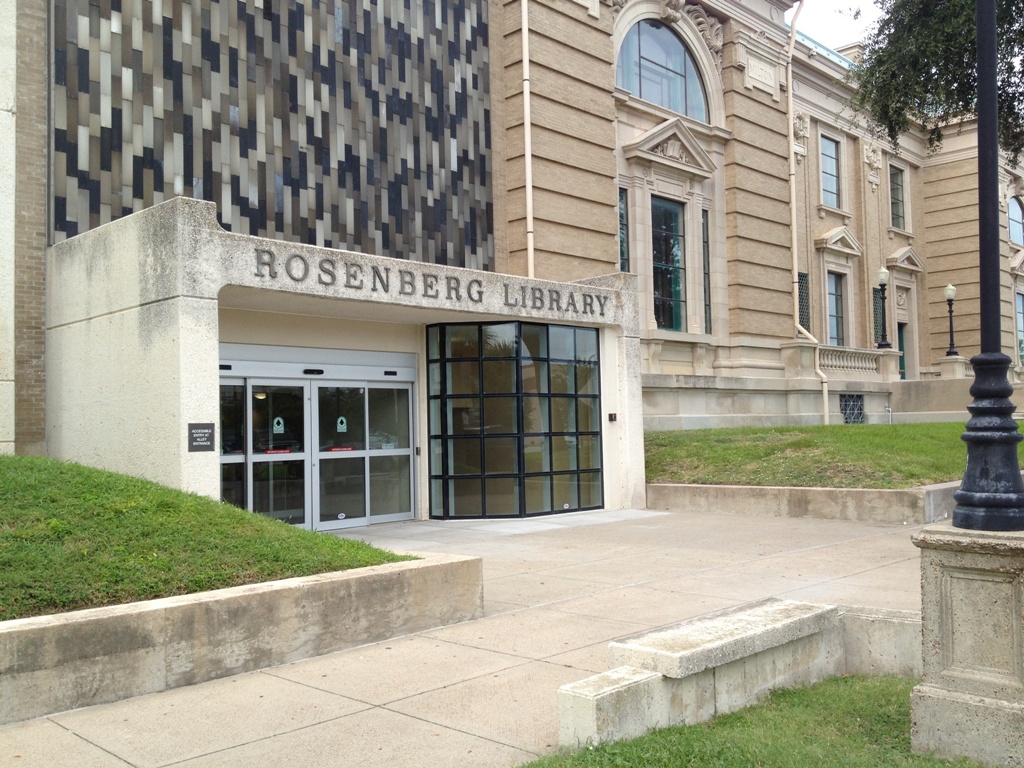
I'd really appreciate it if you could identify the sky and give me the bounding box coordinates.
[785,2,883,51]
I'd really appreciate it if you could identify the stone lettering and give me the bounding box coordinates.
[318,258,336,286]
[371,266,390,292]
[248,248,614,320]
[399,270,416,295]
[423,272,440,299]
[503,283,521,308]
[345,263,364,289]
[255,248,277,278]
[285,254,309,282]
[445,276,462,301]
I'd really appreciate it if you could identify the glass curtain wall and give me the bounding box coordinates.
[428,322,603,518]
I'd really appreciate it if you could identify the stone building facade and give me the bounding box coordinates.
[0,0,1016,525]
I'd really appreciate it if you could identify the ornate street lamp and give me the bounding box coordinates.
[877,266,892,349]
[944,283,958,357]
[952,0,1024,530]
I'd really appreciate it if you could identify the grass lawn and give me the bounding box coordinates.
[0,455,411,621]
[644,422,994,489]
[524,676,982,768]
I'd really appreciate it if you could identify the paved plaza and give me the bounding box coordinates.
[0,508,923,767]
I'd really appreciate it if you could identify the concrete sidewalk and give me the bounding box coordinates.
[0,508,923,767]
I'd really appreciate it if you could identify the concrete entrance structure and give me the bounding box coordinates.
[912,523,1024,766]
[46,197,645,515]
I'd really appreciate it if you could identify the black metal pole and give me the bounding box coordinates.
[952,0,1024,530]
[878,282,891,349]
[946,298,958,356]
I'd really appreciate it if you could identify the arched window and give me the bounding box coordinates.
[1010,197,1024,245]
[617,20,708,123]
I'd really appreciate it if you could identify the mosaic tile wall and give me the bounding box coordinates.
[53,0,493,270]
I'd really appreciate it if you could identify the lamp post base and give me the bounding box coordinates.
[952,352,1024,531]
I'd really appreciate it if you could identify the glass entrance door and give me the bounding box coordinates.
[251,381,310,526]
[220,378,415,530]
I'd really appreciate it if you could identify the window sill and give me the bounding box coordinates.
[817,204,852,224]
[887,226,914,242]
[644,328,716,344]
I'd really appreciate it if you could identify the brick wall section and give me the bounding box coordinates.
[14,0,48,454]
[721,39,793,341]
[498,0,617,280]
[921,156,1015,360]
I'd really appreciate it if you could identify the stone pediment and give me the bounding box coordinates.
[886,246,924,273]
[1011,248,1024,276]
[814,226,862,258]
[621,119,716,179]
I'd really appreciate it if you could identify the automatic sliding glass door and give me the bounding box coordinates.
[250,381,310,526]
[220,377,414,530]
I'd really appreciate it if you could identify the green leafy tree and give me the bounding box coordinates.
[849,0,1024,165]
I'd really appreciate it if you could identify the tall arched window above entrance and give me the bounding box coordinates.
[617,20,709,123]
[1010,196,1024,246]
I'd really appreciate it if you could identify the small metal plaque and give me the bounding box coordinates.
[188,423,216,452]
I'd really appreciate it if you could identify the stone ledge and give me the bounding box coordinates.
[646,481,957,525]
[0,553,483,725]
[609,599,839,679]
[559,601,921,748]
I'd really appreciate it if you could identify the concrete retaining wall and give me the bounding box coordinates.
[0,553,483,725]
[646,481,958,525]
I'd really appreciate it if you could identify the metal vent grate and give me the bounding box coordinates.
[798,272,811,331]
[839,394,865,424]
[872,287,885,345]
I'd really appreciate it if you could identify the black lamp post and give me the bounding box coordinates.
[952,0,1024,531]
[877,267,892,349]
[944,283,958,357]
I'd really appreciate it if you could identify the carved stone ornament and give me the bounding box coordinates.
[660,0,684,23]
[610,0,627,15]
[685,4,725,74]
[651,138,693,165]
[793,111,808,142]
[864,144,881,192]
[864,144,881,174]
[896,289,908,309]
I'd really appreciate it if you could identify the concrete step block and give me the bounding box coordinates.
[558,666,666,747]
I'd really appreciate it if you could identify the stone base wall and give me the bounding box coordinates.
[0,554,483,725]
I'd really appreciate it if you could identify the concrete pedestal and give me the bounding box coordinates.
[911,523,1024,767]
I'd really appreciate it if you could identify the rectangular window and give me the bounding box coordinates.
[798,272,811,331]
[889,165,906,229]
[821,136,841,209]
[702,209,712,334]
[1017,293,1024,362]
[827,272,845,346]
[619,188,630,272]
[652,197,685,331]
